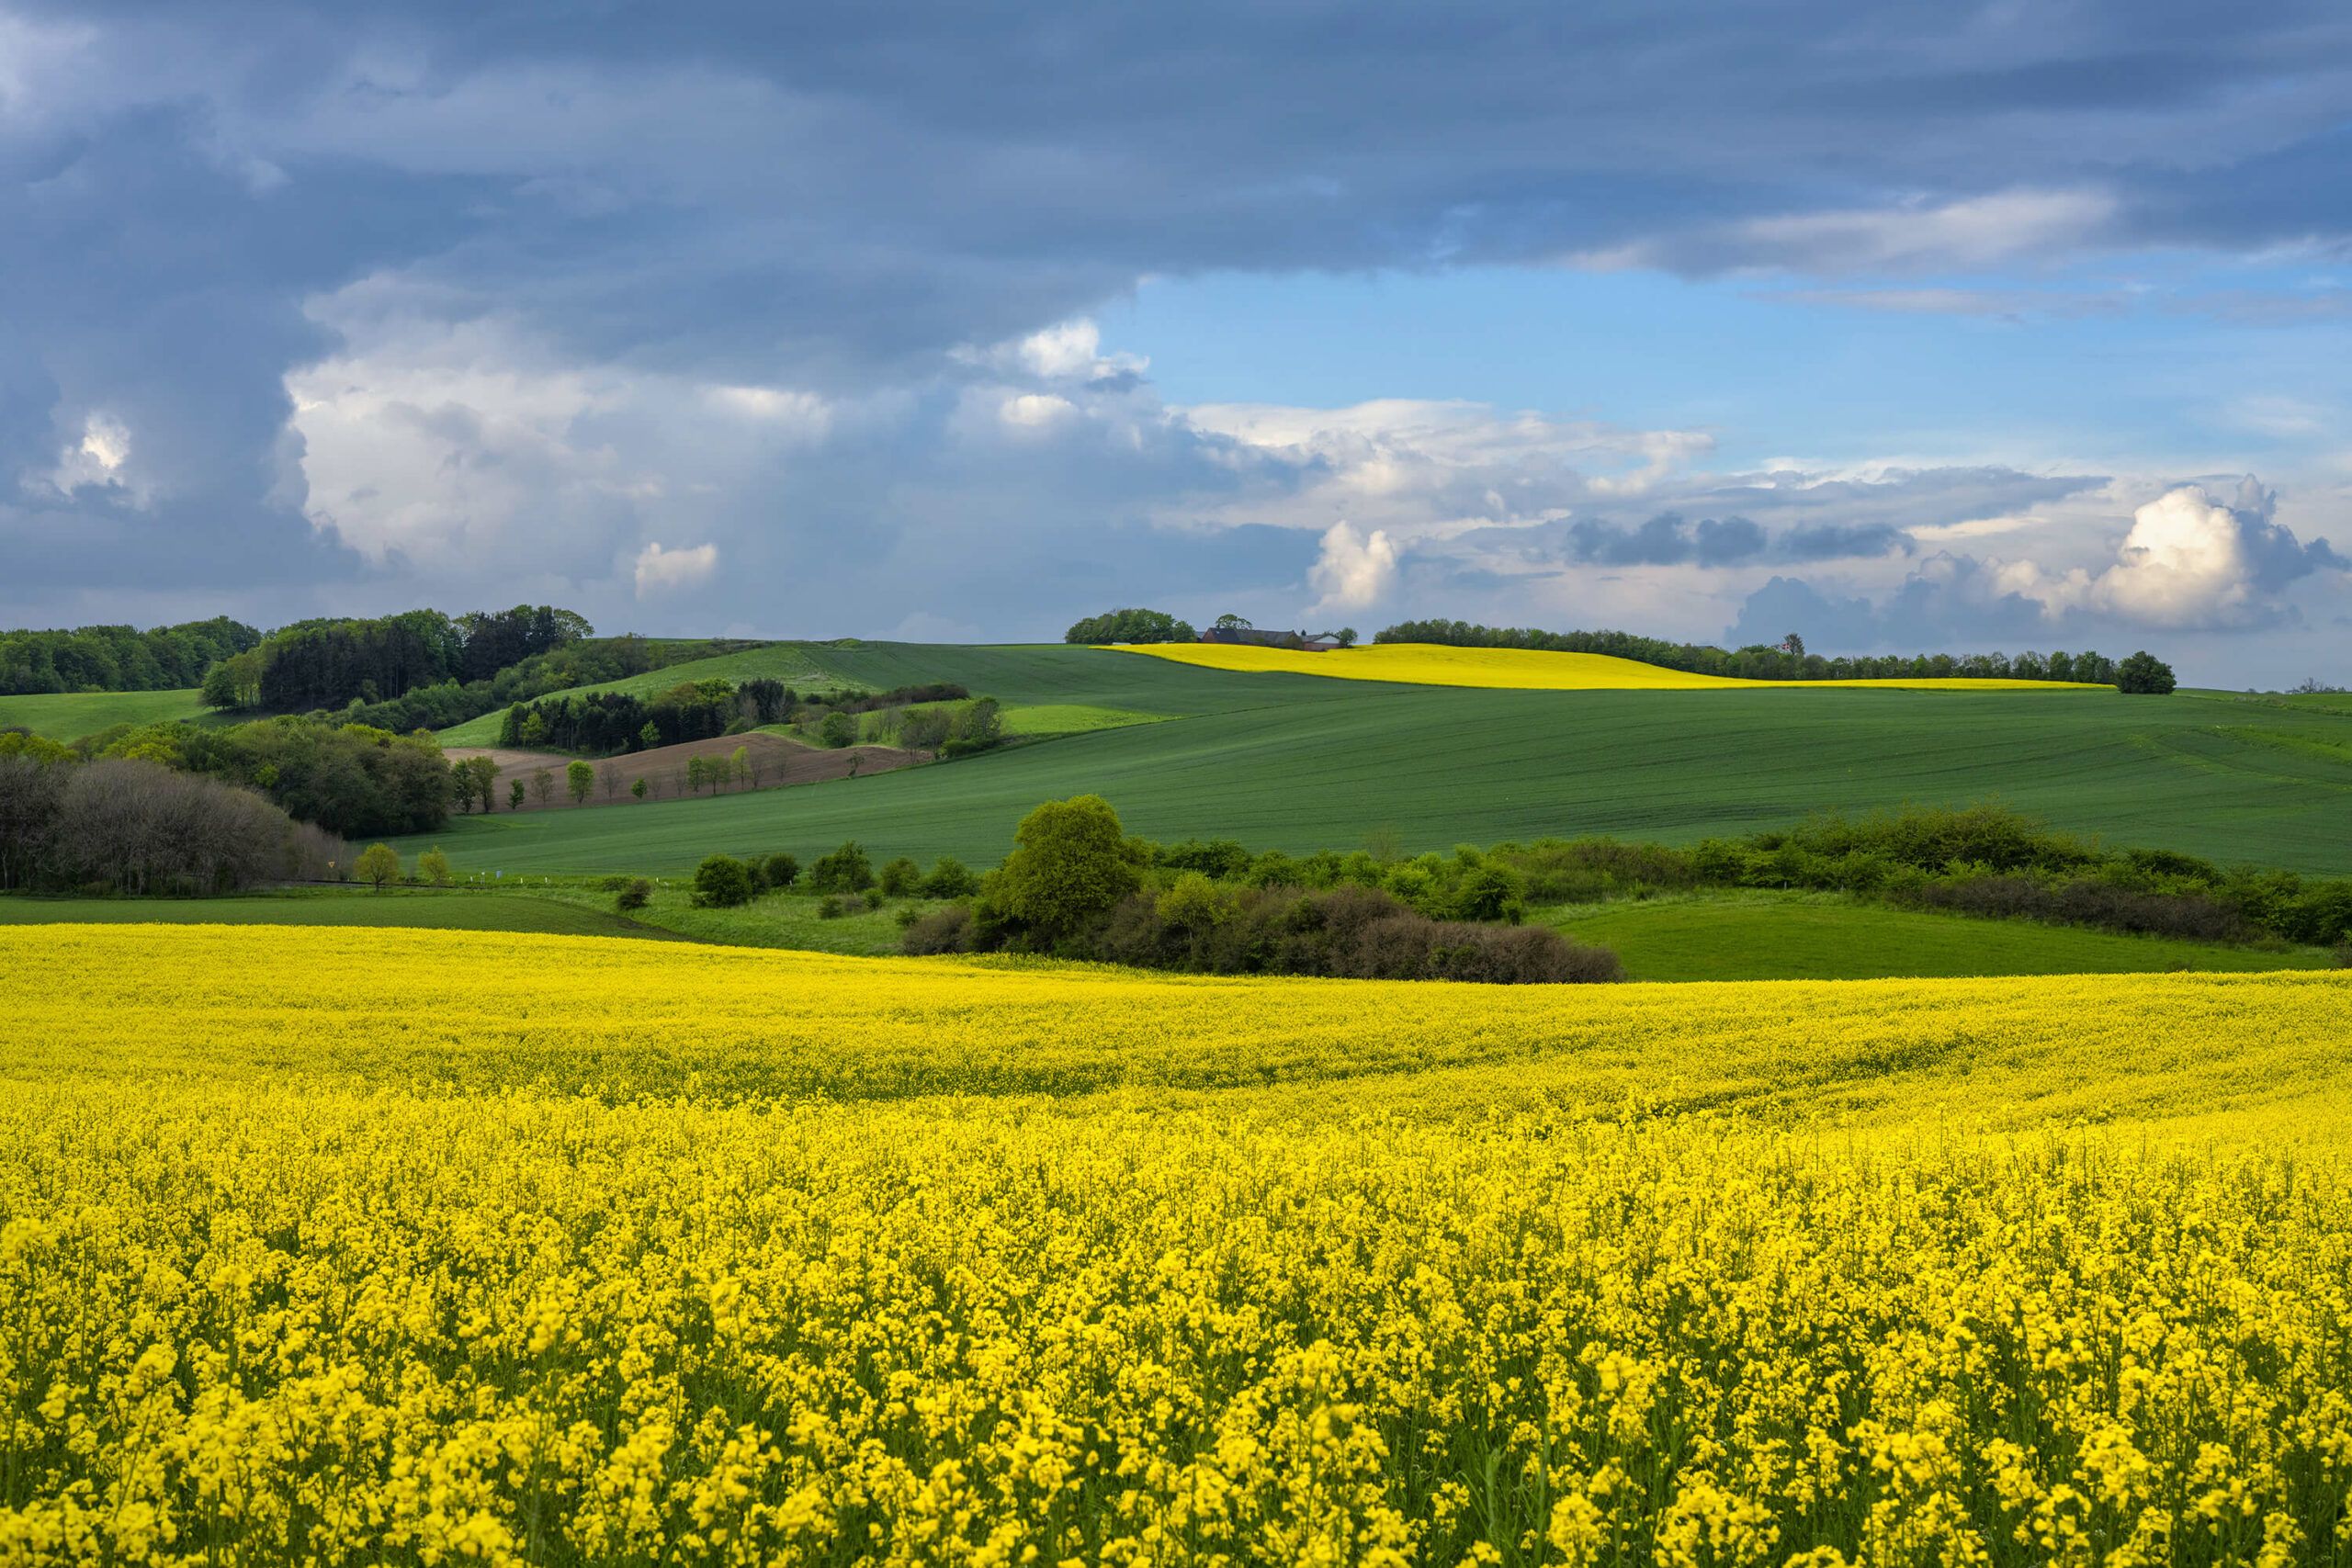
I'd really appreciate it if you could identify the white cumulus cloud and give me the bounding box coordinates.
[633,540,718,596]
[1306,520,1397,615]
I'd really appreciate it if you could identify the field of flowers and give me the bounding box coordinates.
[1111,641,2105,692]
[5,924,2350,1565]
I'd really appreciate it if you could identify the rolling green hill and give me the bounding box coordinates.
[0,687,212,740]
[386,644,2352,876]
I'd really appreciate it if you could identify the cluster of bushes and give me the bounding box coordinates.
[1063,608,1197,644]
[680,843,980,911]
[1376,618,2152,687]
[202,604,592,713]
[319,635,734,734]
[899,795,1615,984]
[0,734,344,894]
[78,716,454,838]
[0,617,259,695]
[499,676,1002,761]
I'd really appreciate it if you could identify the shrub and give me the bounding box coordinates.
[900,905,976,954]
[616,877,652,912]
[865,890,888,911]
[878,856,922,897]
[757,852,800,892]
[920,857,978,898]
[692,854,755,908]
[808,840,874,894]
[417,847,454,887]
[819,711,857,749]
[818,895,844,919]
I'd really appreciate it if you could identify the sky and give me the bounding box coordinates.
[4,2,2351,685]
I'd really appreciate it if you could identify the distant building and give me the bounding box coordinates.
[1201,627,1342,652]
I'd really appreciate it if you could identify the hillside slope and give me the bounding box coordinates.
[390,660,2352,875]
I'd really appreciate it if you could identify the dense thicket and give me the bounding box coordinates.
[322,635,732,734]
[1376,618,2125,684]
[1059,804,2348,953]
[0,617,259,694]
[84,717,452,838]
[1064,608,1197,644]
[498,679,978,756]
[899,794,1616,982]
[0,739,343,893]
[204,604,596,713]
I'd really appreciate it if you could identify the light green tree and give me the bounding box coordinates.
[417,847,454,886]
[566,758,594,805]
[355,843,401,891]
[988,795,1146,942]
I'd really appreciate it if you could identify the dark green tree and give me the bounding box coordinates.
[692,854,755,908]
[2116,650,2177,694]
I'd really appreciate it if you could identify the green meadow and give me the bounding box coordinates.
[385,643,2352,877]
[0,687,211,740]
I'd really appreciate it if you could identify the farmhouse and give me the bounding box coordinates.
[1201,627,1343,652]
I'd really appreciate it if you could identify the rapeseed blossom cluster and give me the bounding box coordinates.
[3,925,2348,1565]
[1113,642,2099,692]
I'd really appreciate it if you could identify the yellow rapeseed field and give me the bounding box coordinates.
[5,924,2350,1566]
[1111,641,2108,692]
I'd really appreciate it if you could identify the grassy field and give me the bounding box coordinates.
[384,645,2352,876]
[1119,639,2104,690]
[0,889,686,940]
[435,644,849,745]
[10,925,2352,1562]
[1543,890,2336,981]
[0,686,211,739]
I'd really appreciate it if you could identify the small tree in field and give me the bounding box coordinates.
[567,759,594,806]
[418,847,454,886]
[356,843,401,890]
[989,794,1145,943]
[729,745,750,791]
[685,756,709,795]
[600,763,620,801]
[631,777,648,801]
[693,854,755,908]
[508,780,526,811]
[530,768,554,807]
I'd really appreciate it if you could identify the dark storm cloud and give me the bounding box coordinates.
[1561,513,1908,567]
[7,1,2352,632]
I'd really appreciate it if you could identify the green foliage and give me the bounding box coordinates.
[417,847,454,887]
[0,617,258,697]
[565,759,595,805]
[757,852,800,891]
[616,877,652,912]
[2117,650,2178,694]
[819,711,858,749]
[878,856,922,897]
[692,854,755,908]
[1156,871,1234,932]
[920,857,978,899]
[355,843,401,890]
[808,841,875,894]
[1064,607,1198,645]
[987,795,1146,943]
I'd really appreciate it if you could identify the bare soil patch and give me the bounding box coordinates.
[447,732,917,813]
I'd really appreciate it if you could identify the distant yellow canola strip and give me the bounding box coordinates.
[1110,639,2108,691]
